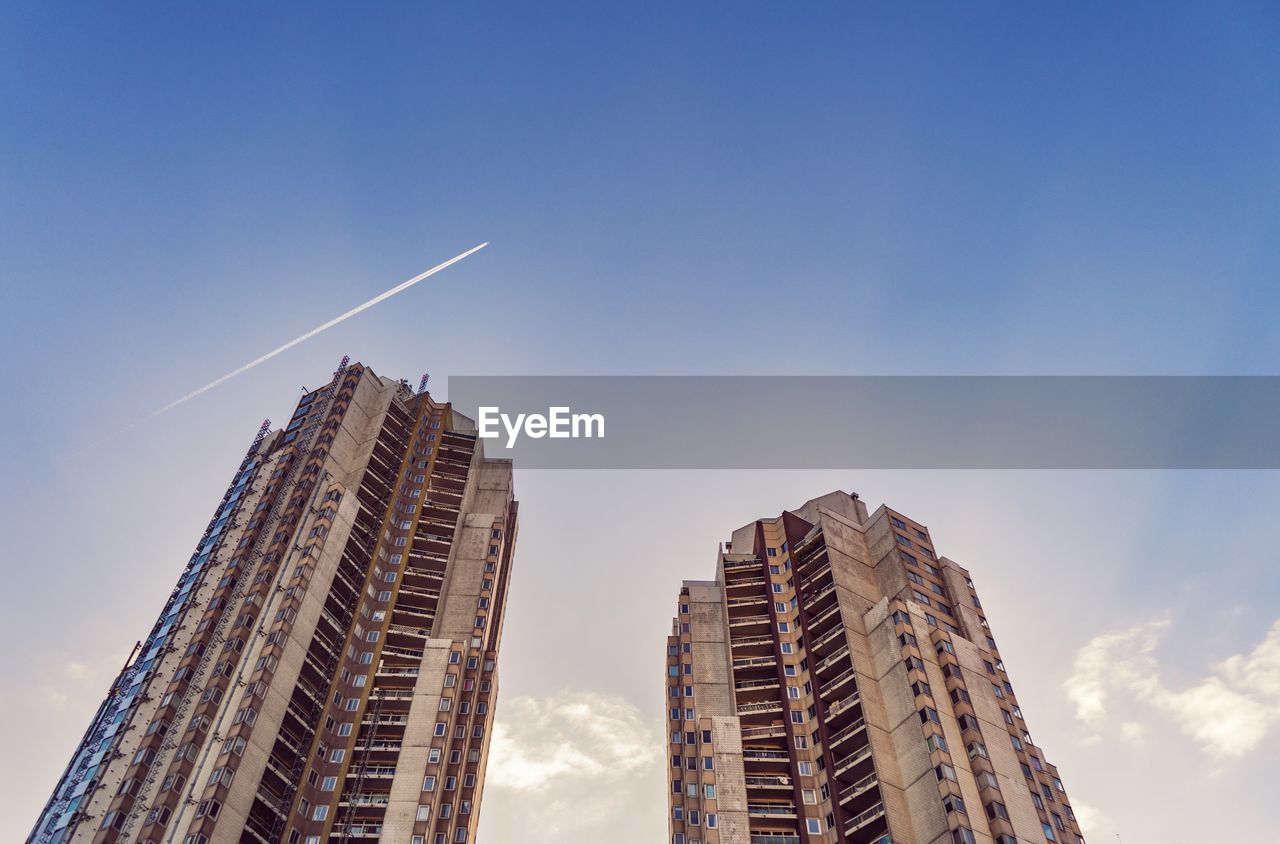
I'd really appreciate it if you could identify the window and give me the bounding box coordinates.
[806,819,822,834]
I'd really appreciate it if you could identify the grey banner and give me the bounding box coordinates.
[445,376,1280,469]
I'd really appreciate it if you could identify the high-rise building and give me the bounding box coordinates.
[31,360,518,844]
[665,491,1083,844]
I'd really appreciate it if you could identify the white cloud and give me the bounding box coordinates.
[485,691,663,837]
[1066,618,1280,758]
[1071,800,1110,838]
[1119,721,1147,747]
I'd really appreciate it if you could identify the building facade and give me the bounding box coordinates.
[30,360,518,844]
[665,491,1083,844]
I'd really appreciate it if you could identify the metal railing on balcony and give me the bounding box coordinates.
[339,793,391,807]
[741,724,787,740]
[351,741,402,753]
[834,744,874,777]
[826,716,867,749]
[844,801,886,835]
[387,623,429,639]
[733,655,778,670]
[819,666,857,698]
[745,775,791,788]
[838,771,878,804]
[810,624,846,653]
[737,700,784,716]
[735,676,780,691]
[375,666,419,677]
[815,644,851,674]
[803,579,836,605]
[798,564,833,593]
[806,601,842,632]
[747,803,797,816]
[743,749,791,762]
[331,824,383,838]
[827,692,861,719]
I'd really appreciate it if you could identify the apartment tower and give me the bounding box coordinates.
[31,359,518,844]
[665,491,1083,844]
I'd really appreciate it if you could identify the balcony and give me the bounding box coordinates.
[387,623,429,639]
[329,824,383,839]
[730,613,772,628]
[402,566,444,583]
[826,691,861,719]
[392,605,435,625]
[814,644,851,675]
[741,723,787,741]
[351,741,402,753]
[745,775,791,790]
[826,717,867,750]
[798,566,833,595]
[809,625,846,653]
[733,655,778,670]
[844,802,886,836]
[803,579,836,605]
[338,793,391,808]
[375,666,419,678]
[819,666,857,698]
[735,676,780,693]
[838,771,879,805]
[743,749,790,763]
[737,700,784,717]
[731,634,774,649]
[806,601,842,633]
[834,743,874,778]
[748,803,797,818]
[380,644,423,661]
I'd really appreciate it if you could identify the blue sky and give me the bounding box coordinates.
[3,3,1279,841]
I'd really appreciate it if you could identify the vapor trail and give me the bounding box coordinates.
[130,242,489,431]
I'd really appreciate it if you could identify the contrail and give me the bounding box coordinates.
[126,242,489,432]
